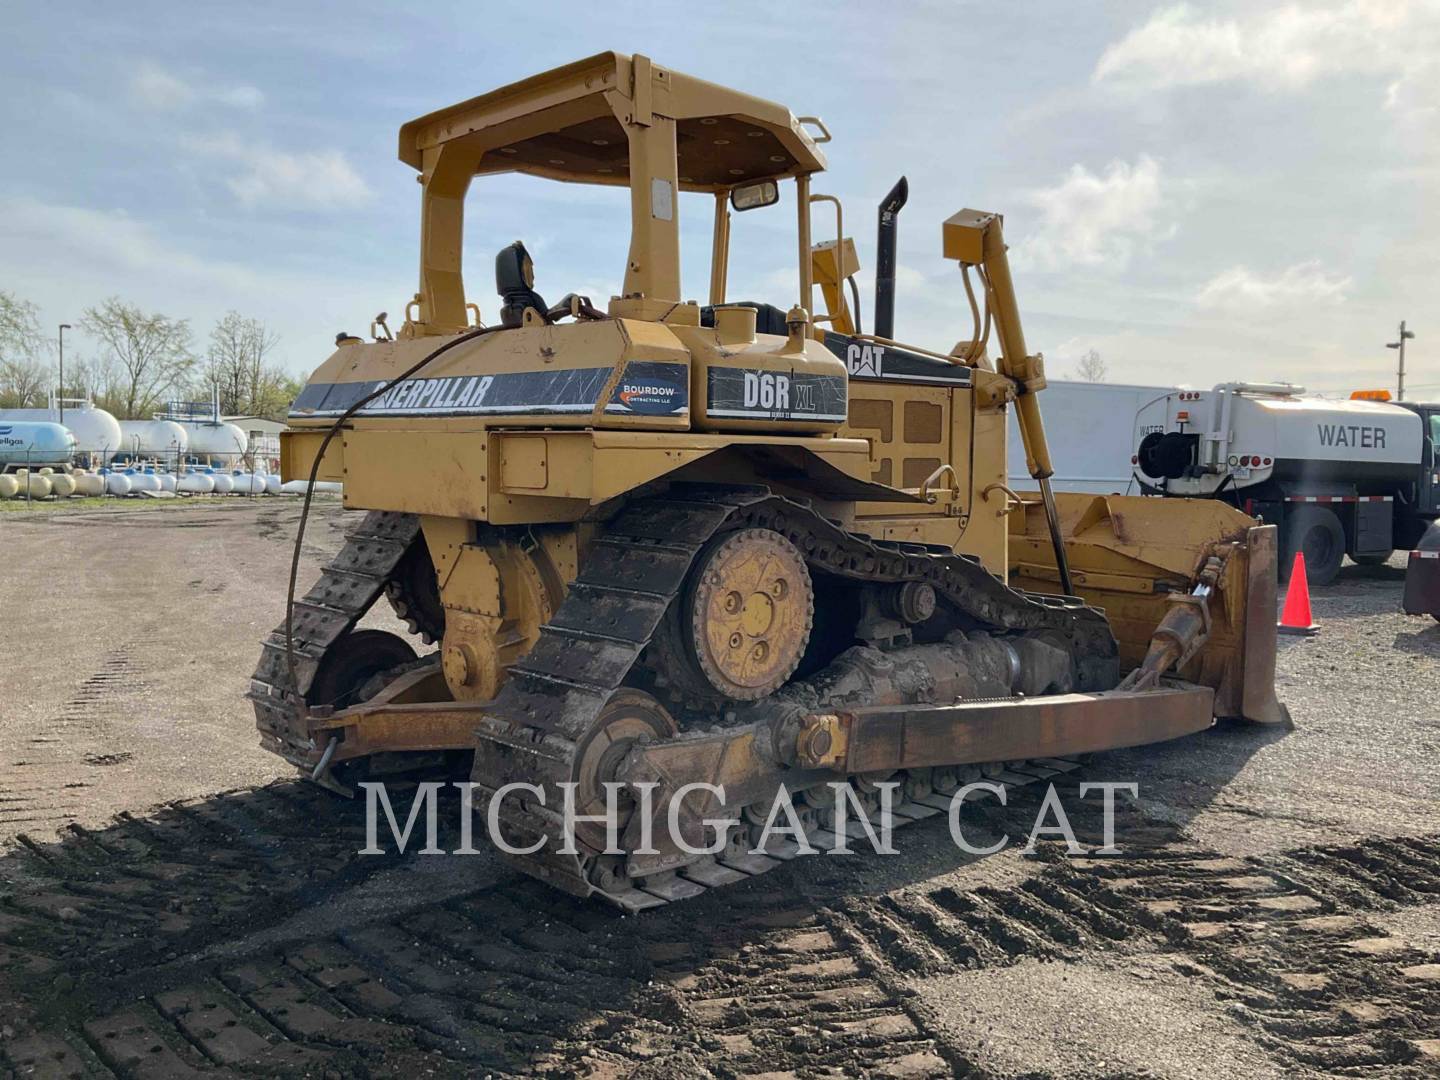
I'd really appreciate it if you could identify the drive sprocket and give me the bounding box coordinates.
[649,527,814,706]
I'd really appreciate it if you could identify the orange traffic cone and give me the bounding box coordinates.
[1278,551,1319,636]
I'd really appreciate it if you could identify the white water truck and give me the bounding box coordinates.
[1134,383,1440,584]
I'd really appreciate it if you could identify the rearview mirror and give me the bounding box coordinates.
[730,180,779,211]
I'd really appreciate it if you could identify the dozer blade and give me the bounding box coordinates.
[1009,493,1289,725]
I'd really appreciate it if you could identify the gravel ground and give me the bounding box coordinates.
[0,499,1436,1079]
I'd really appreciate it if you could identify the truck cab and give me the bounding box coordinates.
[1395,402,1440,522]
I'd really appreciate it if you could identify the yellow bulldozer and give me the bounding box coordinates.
[254,52,1286,910]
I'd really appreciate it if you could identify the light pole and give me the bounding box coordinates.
[1387,319,1415,402]
[57,323,72,423]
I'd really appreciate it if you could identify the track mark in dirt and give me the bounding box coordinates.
[0,784,959,1076]
[3,778,1439,1077]
[836,790,1440,1078]
[5,649,149,838]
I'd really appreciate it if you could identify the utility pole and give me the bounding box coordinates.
[1387,319,1415,401]
[57,323,72,423]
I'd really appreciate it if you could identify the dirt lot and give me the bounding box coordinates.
[1,500,1437,1079]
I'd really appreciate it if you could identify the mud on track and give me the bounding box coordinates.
[2,776,1438,1079]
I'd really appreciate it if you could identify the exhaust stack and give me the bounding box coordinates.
[873,176,909,340]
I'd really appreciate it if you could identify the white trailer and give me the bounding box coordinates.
[1008,380,1174,494]
[1133,383,1440,583]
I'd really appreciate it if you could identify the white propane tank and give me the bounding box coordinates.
[212,473,234,494]
[105,472,132,496]
[115,419,188,461]
[233,473,265,494]
[179,421,248,466]
[279,479,342,495]
[158,473,177,493]
[264,474,282,495]
[0,475,18,498]
[25,473,53,499]
[0,421,76,470]
[127,471,161,493]
[0,400,123,462]
[75,472,106,496]
[177,472,214,494]
[49,473,77,497]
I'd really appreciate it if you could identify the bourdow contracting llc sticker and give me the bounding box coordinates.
[607,362,689,415]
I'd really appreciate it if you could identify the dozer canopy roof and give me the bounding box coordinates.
[398,51,827,191]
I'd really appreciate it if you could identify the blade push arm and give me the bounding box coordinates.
[943,209,1073,594]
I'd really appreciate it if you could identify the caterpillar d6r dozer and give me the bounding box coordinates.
[254,52,1288,910]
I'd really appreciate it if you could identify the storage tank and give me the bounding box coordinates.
[0,422,75,471]
[24,473,53,499]
[105,472,132,496]
[0,475,18,498]
[264,474,282,495]
[126,470,161,493]
[177,472,215,494]
[0,399,123,462]
[179,421,248,466]
[74,472,106,496]
[158,473,178,493]
[50,473,77,497]
[212,473,234,494]
[115,420,188,461]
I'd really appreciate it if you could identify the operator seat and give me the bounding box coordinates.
[495,241,548,327]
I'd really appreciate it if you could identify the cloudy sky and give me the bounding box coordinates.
[4,1,1437,396]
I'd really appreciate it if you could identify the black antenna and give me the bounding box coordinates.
[873,176,908,340]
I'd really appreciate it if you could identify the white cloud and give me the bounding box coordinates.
[1013,156,1167,271]
[216,85,265,110]
[131,62,193,109]
[1094,2,1432,97]
[185,133,373,210]
[129,61,263,111]
[1196,261,1352,310]
[0,195,408,373]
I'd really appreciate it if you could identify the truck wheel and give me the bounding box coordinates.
[1351,550,1394,567]
[1283,506,1344,586]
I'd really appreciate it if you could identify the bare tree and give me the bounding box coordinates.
[1074,348,1107,382]
[202,311,280,414]
[80,298,194,418]
[0,290,50,408]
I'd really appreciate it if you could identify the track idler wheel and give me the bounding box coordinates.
[571,689,678,854]
[654,528,814,706]
[306,629,417,710]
